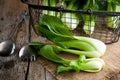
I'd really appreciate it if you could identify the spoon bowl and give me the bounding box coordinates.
[19,45,36,61]
[0,40,15,57]
[19,45,36,80]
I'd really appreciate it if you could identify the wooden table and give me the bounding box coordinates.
[0,0,120,80]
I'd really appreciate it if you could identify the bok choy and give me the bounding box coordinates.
[35,15,106,58]
[43,0,59,16]
[61,0,79,30]
[29,42,105,74]
[81,0,99,34]
[103,0,120,28]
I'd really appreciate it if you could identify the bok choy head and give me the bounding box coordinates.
[29,42,105,74]
[35,15,106,58]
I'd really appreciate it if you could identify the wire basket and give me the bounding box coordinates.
[21,0,120,44]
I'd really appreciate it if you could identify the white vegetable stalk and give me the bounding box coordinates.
[105,16,119,28]
[80,58,105,72]
[73,36,106,57]
[61,13,79,30]
[83,21,95,34]
[57,55,105,74]
[61,0,79,30]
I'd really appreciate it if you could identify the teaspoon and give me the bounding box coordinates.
[0,40,15,57]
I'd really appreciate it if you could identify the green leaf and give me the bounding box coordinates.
[57,65,72,74]
[35,15,75,42]
[39,44,71,64]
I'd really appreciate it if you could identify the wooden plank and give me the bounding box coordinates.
[27,59,46,80]
[0,0,27,80]
[0,0,55,80]
[0,55,27,80]
[27,57,56,80]
[0,0,120,80]
[110,74,120,80]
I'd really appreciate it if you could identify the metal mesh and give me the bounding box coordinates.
[22,0,120,44]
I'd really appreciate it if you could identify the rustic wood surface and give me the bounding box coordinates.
[0,0,120,80]
[0,0,27,80]
[0,0,56,80]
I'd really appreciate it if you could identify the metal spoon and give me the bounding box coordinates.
[0,40,15,57]
[19,45,36,61]
[18,11,36,61]
[19,46,35,80]
[18,11,36,80]
[0,10,25,57]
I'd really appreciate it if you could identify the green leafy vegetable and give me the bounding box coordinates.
[29,42,105,74]
[61,0,80,30]
[81,0,99,34]
[35,14,74,43]
[102,0,120,28]
[35,15,106,58]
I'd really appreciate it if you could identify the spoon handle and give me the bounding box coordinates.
[22,11,31,43]
[25,59,30,80]
[8,13,24,40]
[8,10,31,42]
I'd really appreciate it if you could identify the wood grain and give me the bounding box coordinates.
[0,0,120,80]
